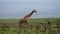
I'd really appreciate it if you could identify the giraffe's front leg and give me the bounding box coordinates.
[25,21,29,28]
[25,21,28,24]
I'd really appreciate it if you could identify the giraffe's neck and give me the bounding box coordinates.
[24,11,34,18]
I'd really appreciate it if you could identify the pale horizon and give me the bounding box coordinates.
[0,0,60,19]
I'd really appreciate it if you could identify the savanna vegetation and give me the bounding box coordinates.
[0,18,60,34]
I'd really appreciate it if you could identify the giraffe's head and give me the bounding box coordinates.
[32,9,37,13]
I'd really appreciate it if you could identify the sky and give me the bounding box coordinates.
[0,0,60,19]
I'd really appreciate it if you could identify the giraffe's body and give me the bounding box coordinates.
[19,9,37,25]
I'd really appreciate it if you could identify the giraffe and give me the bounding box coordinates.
[19,9,37,25]
[17,9,37,34]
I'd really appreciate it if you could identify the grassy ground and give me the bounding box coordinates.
[0,18,60,34]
